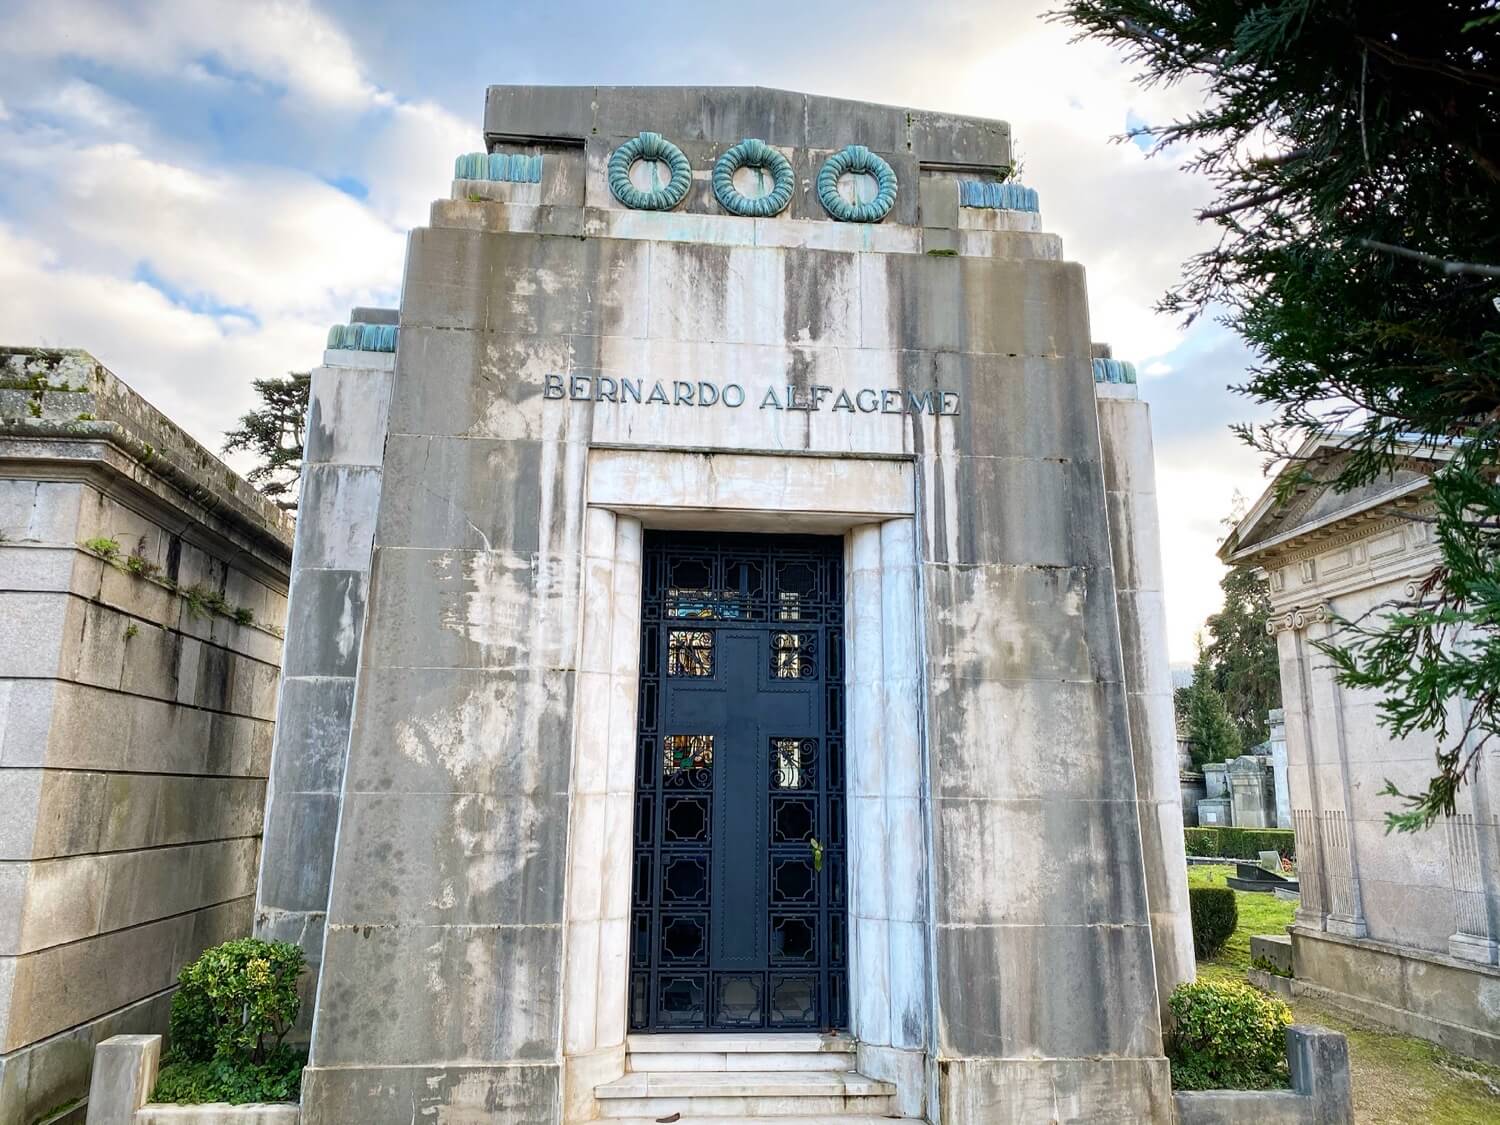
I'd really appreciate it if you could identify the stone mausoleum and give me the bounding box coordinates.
[1224,437,1500,1065]
[248,84,1194,1123]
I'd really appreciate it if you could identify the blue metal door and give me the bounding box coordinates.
[630,532,847,1032]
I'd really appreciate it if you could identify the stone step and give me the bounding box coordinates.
[604,1119,920,1125]
[628,1049,856,1072]
[595,1068,897,1119]
[626,1033,856,1055]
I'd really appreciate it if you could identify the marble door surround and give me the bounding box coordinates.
[561,447,931,1120]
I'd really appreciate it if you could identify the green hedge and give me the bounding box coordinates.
[1184,826,1295,861]
[1189,886,1238,959]
[1167,980,1292,1090]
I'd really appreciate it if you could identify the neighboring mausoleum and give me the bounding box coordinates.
[0,347,293,1123]
[251,85,1193,1123]
[1223,435,1500,1064]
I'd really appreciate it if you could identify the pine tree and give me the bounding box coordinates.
[1056,0,1500,829]
[223,373,310,511]
[1204,566,1281,748]
[1182,648,1242,769]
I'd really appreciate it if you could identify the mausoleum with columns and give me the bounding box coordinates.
[253,85,1193,1123]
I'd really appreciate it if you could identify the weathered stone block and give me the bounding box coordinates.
[927,677,1137,801]
[325,790,568,926]
[939,1057,1171,1125]
[923,563,1120,684]
[377,435,546,553]
[289,465,382,570]
[400,226,648,337]
[313,922,562,1066]
[280,569,366,679]
[358,547,580,674]
[305,366,393,466]
[342,666,574,797]
[302,1060,559,1125]
[266,677,354,794]
[83,1033,159,1125]
[935,920,1162,1058]
[933,795,1150,927]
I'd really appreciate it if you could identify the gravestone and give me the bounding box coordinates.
[1229,754,1277,829]
[1203,761,1229,799]
[1267,707,1291,829]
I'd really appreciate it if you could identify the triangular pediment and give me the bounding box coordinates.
[1221,437,1441,563]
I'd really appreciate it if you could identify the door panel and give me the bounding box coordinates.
[630,532,847,1032]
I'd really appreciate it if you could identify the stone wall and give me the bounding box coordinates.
[1096,382,1195,1012]
[253,333,394,1032]
[0,348,292,1124]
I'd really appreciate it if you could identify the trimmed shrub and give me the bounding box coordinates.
[1184,826,1295,862]
[154,938,306,1105]
[1167,980,1292,1090]
[1189,886,1238,958]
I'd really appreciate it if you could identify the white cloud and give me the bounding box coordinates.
[1,0,382,111]
[0,0,465,461]
[0,221,325,459]
[358,99,477,226]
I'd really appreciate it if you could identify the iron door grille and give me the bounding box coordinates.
[630,531,848,1032]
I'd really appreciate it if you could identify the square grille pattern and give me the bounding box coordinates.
[631,532,847,1032]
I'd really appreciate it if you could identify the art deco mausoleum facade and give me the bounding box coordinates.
[255,85,1192,1123]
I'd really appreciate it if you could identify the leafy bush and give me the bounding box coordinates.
[1184,826,1296,862]
[153,1047,304,1105]
[1189,886,1238,958]
[1167,980,1291,1090]
[154,938,306,1104]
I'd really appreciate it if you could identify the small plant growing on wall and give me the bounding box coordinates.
[124,552,160,579]
[151,938,306,1105]
[83,537,120,559]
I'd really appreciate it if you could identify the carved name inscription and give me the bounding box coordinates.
[544,374,961,415]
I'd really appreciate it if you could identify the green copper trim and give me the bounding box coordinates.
[712,138,795,218]
[816,144,897,223]
[959,180,1039,212]
[1092,358,1137,384]
[608,132,692,211]
[327,323,397,353]
[454,152,543,184]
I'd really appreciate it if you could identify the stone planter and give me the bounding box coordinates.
[84,1035,299,1125]
[1173,1025,1352,1124]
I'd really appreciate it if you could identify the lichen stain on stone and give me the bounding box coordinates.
[446,795,546,903]
[433,549,531,658]
[394,678,557,789]
[335,575,358,663]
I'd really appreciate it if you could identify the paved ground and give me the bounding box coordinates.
[1188,864,1500,1123]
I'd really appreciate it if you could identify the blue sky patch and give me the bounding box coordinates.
[132,261,261,328]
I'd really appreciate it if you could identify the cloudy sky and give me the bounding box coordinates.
[0,0,1272,663]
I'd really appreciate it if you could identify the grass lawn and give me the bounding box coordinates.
[1187,863,1500,1123]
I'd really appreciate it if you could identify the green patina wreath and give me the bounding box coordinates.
[817,144,897,223]
[712,138,795,218]
[607,131,693,211]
